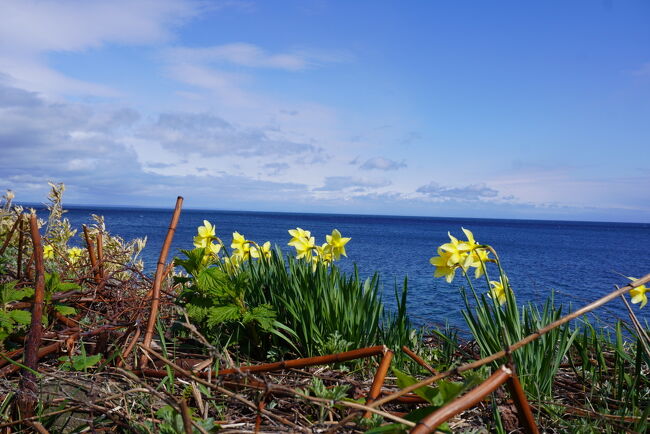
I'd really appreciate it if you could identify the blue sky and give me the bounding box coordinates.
[1,0,649,222]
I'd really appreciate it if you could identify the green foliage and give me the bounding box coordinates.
[555,316,650,430]
[58,350,102,372]
[246,251,417,358]
[460,270,577,400]
[299,377,351,422]
[175,249,292,356]
[0,280,34,343]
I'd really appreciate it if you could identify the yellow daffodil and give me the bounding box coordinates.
[430,248,458,283]
[325,229,350,260]
[292,235,316,261]
[198,220,215,239]
[43,244,54,259]
[208,242,221,256]
[461,227,479,249]
[488,278,509,306]
[627,277,647,308]
[288,228,311,246]
[440,232,471,267]
[465,248,490,278]
[222,255,241,274]
[316,243,334,265]
[67,247,84,264]
[251,241,272,259]
[231,232,251,260]
[193,235,208,249]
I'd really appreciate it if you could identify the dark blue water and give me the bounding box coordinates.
[49,206,650,330]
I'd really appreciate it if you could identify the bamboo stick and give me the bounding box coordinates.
[402,346,437,375]
[505,368,539,434]
[364,350,394,418]
[410,366,512,434]
[96,231,104,279]
[139,196,183,368]
[0,214,21,255]
[217,345,387,376]
[16,215,46,417]
[370,272,650,411]
[82,225,100,284]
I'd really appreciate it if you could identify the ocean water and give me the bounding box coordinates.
[49,205,650,330]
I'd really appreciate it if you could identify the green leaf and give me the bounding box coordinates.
[8,310,31,325]
[55,304,76,316]
[207,305,241,326]
[72,353,101,371]
[246,304,276,331]
[393,368,440,404]
[197,267,229,294]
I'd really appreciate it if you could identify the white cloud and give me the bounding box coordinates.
[165,42,350,71]
[315,176,391,192]
[0,0,201,96]
[416,182,499,201]
[0,0,198,54]
[359,156,406,171]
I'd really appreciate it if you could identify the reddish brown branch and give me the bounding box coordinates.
[96,231,105,279]
[410,366,512,434]
[217,345,388,376]
[139,196,183,368]
[505,368,539,434]
[82,225,101,284]
[364,350,394,418]
[16,214,46,418]
[402,346,437,375]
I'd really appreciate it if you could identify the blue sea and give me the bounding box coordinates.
[46,205,650,331]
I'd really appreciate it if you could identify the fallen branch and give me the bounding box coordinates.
[139,196,183,368]
[16,214,46,418]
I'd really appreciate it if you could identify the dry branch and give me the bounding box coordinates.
[410,365,512,433]
[16,214,46,418]
[139,196,183,368]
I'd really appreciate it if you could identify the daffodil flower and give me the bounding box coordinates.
[627,277,648,308]
[198,220,216,239]
[222,255,241,274]
[231,232,252,260]
[461,227,479,250]
[292,235,316,261]
[325,229,350,260]
[430,248,458,283]
[465,248,490,278]
[43,244,54,259]
[251,241,272,260]
[316,243,334,265]
[440,232,471,267]
[67,247,84,264]
[488,278,509,306]
[288,228,312,246]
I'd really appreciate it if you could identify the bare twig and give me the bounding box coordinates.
[16,214,46,418]
[140,196,183,368]
[411,366,512,433]
[364,350,393,418]
[402,346,437,375]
